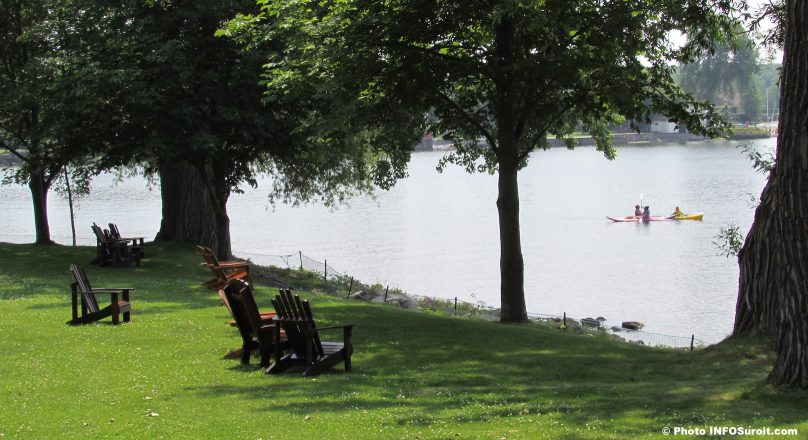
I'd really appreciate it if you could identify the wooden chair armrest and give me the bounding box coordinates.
[86,288,135,293]
[316,323,355,331]
[215,261,250,268]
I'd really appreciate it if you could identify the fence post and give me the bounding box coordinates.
[454,297,458,314]
[299,251,303,270]
[563,312,567,327]
[348,277,354,298]
[690,334,695,351]
[384,285,389,303]
[324,259,327,284]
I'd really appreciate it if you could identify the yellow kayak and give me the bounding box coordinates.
[671,212,704,221]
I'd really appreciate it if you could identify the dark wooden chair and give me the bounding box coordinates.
[222,279,287,368]
[196,245,251,290]
[108,223,146,258]
[268,289,354,376]
[68,264,132,325]
[91,223,140,267]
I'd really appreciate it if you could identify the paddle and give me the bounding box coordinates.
[639,193,644,217]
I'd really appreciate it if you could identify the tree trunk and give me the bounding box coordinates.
[493,12,527,323]
[210,184,232,262]
[734,0,808,387]
[29,169,53,245]
[497,157,528,322]
[156,159,219,252]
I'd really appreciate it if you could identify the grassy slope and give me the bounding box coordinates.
[0,242,805,439]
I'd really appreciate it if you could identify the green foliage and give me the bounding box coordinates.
[677,28,764,121]
[756,62,782,121]
[1,242,807,438]
[714,223,745,258]
[243,0,735,173]
[0,0,99,189]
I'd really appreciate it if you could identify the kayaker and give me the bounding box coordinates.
[671,206,685,217]
[634,205,643,217]
[642,206,651,222]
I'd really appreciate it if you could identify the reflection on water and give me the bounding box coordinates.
[0,139,772,342]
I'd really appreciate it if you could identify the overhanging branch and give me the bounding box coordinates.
[436,91,498,152]
[0,139,31,165]
[517,103,573,163]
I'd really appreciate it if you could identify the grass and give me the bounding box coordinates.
[727,126,772,139]
[0,242,806,439]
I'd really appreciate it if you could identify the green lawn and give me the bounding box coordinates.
[0,242,805,439]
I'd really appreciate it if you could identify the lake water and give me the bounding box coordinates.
[0,139,773,343]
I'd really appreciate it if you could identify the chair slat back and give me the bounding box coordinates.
[236,283,263,335]
[91,223,106,244]
[197,246,221,267]
[218,289,235,317]
[222,281,254,343]
[272,292,305,354]
[69,264,100,313]
[280,290,306,340]
[108,223,121,240]
[298,297,325,358]
[274,289,324,359]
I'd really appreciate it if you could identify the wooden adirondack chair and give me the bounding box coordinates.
[108,223,146,258]
[268,289,354,376]
[196,245,251,290]
[222,279,286,368]
[67,264,133,325]
[90,223,141,267]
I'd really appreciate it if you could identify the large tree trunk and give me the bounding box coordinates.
[734,0,808,388]
[156,159,219,252]
[29,169,53,245]
[156,158,234,260]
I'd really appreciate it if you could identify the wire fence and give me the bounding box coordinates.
[525,312,704,349]
[1,232,707,350]
[232,250,344,279]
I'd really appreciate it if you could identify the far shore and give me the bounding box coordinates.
[0,130,775,167]
[422,130,773,151]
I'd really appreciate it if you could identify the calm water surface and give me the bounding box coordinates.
[0,139,773,342]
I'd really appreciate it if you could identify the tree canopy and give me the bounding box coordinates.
[0,0,109,243]
[238,0,738,321]
[2,0,414,257]
[677,28,763,121]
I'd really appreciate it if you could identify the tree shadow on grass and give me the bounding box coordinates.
[186,305,808,434]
